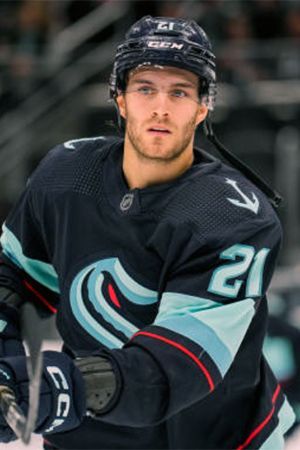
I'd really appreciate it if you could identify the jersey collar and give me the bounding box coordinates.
[103,139,219,215]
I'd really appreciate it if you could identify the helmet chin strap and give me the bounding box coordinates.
[111,98,125,132]
[203,117,282,209]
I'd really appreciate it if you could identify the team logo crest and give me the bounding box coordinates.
[70,258,158,348]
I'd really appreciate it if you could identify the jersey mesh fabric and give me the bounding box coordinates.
[158,165,273,243]
[29,138,112,202]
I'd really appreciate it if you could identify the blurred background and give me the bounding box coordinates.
[0,0,300,448]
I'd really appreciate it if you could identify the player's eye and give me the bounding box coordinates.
[171,89,188,98]
[137,86,156,95]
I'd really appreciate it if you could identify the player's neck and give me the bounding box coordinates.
[122,141,194,190]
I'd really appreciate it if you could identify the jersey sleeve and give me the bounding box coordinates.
[99,213,282,427]
[0,184,59,316]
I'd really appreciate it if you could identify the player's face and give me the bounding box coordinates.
[116,66,208,163]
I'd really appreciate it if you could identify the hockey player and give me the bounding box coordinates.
[0,15,296,450]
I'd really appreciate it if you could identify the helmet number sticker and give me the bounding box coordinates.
[157,21,175,31]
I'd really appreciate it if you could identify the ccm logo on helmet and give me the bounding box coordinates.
[147,41,184,50]
[45,366,71,433]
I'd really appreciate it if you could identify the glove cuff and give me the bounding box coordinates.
[40,351,86,435]
[75,355,119,418]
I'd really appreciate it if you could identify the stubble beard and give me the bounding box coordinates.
[126,115,198,164]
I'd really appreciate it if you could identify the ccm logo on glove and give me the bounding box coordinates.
[44,366,70,433]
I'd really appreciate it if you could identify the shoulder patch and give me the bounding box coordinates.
[225,178,260,214]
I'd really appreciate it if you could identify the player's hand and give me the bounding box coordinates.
[0,351,86,443]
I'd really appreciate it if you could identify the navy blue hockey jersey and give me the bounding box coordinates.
[0,137,295,449]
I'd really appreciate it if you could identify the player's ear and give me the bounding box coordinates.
[196,103,208,127]
[116,94,126,120]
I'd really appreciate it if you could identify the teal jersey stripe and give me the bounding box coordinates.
[0,320,7,332]
[259,397,295,449]
[190,298,256,357]
[157,292,256,373]
[158,292,221,321]
[155,315,232,376]
[278,397,296,435]
[0,223,59,293]
[259,427,284,450]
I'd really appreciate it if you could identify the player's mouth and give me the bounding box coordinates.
[147,126,171,135]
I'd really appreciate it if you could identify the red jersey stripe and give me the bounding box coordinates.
[23,280,57,314]
[133,330,215,392]
[236,385,281,450]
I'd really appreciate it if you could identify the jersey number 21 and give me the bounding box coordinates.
[208,244,270,299]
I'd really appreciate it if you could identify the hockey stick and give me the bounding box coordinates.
[0,302,43,444]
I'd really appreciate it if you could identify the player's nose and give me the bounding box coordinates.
[151,92,170,117]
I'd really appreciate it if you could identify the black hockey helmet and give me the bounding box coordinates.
[109,15,217,110]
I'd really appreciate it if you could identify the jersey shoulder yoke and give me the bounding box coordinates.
[28,136,120,195]
[160,160,281,244]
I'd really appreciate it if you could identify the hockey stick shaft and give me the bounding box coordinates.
[22,348,43,444]
[0,302,44,444]
[0,386,27,439]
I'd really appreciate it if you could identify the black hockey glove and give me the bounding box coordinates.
[0,287,26,358]
[0,351,86,443]
[74,355,119,418]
